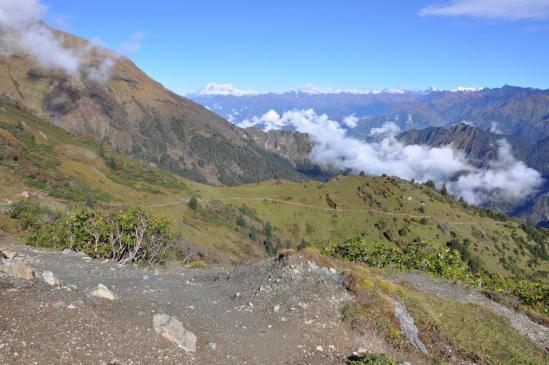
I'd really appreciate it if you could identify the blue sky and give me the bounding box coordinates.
[42,0,549,93]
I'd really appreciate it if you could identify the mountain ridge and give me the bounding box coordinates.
[0,27,307,185]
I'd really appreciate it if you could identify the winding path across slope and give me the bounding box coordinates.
[146,196,515,227]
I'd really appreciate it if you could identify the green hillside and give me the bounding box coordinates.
[1,99,547,281]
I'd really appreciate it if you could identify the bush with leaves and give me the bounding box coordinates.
[9,199,59,230]
[188,196,199,211]
[330,237,548,314]
[27,207,172,265]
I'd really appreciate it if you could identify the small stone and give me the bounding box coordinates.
[315,345,323,352]
[328,345,335,351]
[143,275,149,280]
[91,284,116,300]
[207,341,216,350]
[273,304,280,313]
[42,271,61,287]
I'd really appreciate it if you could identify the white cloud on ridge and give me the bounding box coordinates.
[419,0,549,21]
[0,0,115,82]
[241,109,543,205]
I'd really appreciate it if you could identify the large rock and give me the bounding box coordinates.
[0,258,35,280]
[153,314,197,353]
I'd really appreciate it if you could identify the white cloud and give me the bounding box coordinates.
[242,109,542,205]
[0,0,80,75]
[489,121,502,134]
[119,31,146,55]
[447,140,543,204]
[343,115,359,128]
[419,0,549,21]
[197,83,259,96]
[0,0,115,82]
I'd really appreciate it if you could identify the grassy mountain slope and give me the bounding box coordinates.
[1,99,547,281]
[0,29,304,185]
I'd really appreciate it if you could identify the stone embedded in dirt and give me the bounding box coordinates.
[153,314,197,353]
[41,271,61,287]
[1,258,34,280]
[315,345,323,352]
[207,341,216,350]
[91,283,116,300]
[273,304,280,313]
[0,249,16,260]
[390,297,428,354]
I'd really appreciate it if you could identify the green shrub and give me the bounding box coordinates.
[330,237,549,313]
[188,196,199,211]
[249,226,257,241]
[263,222,273,239]
[236,216,246,228]
[264,240,277,256]
[9,199,58,230]
[27,207,172,265]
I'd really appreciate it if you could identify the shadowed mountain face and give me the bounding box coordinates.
[0,29,305,185]
[399,124,534,168]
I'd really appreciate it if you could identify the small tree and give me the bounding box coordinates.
[263,222,273,239]
[236,216,246,228]
[249,227,257,241]
[264,240,277,256]
[188,196,199,211]
[440,184,448,196]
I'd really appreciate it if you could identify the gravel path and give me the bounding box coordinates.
[0,236,362,365]
[398,272,549,351]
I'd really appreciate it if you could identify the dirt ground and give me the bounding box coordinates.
[0,235,366,365]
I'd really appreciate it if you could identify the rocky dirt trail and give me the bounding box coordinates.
[397,272,549,351]
[0,235,367,365]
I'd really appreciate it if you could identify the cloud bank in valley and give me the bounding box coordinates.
[0,0,114,82]
[241,109,543,205]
